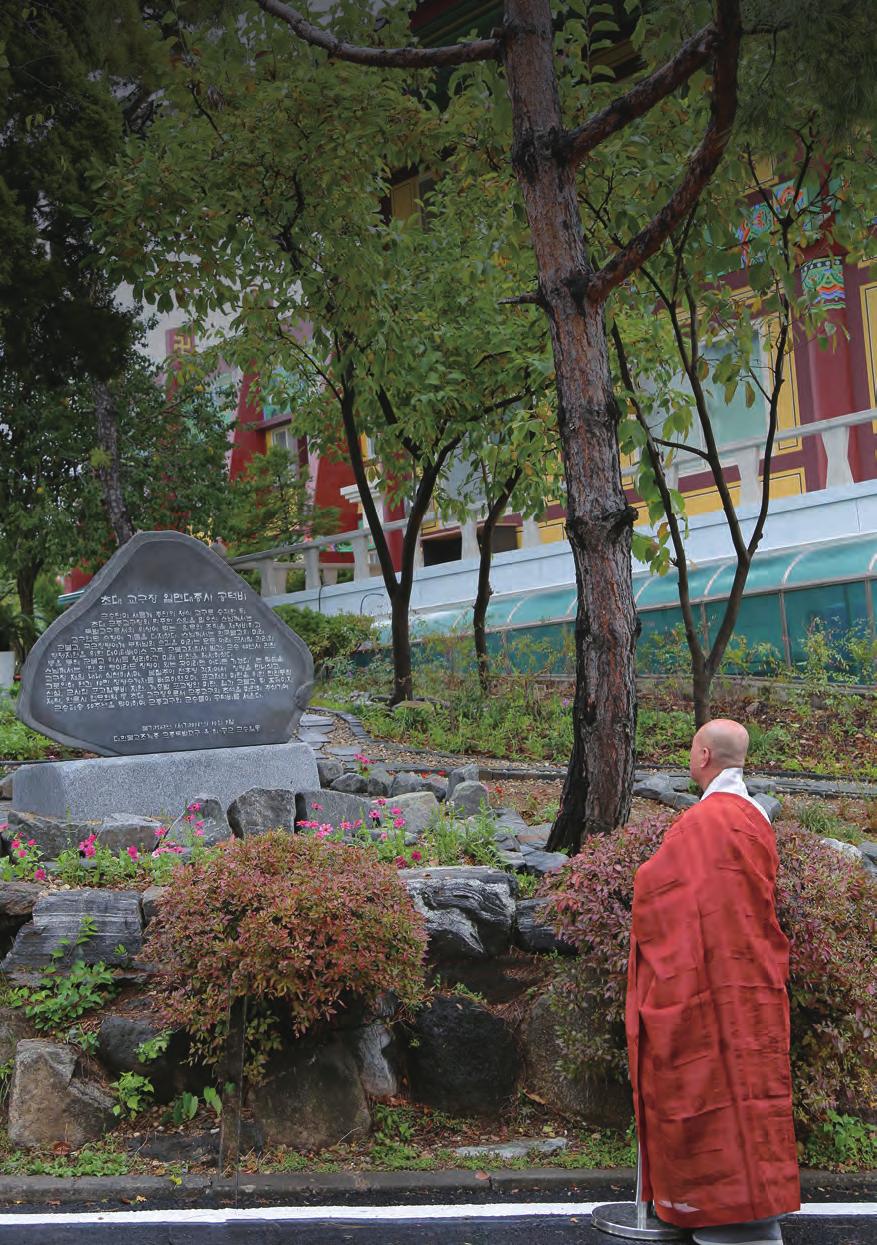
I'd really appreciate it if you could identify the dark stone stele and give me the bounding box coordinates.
[17,531,314,757]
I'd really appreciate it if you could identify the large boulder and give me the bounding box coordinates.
[330,772,369,795]
[401,866,516,959]
[407,995,520,1116]
[226,788,297,838]
[449,781,491,817]
[447,764,479,798]
[382,792,440,838]
[316,758,344,788]
[165,796,232,848]
[0,1005,33,1063]
[140,886,167,924]
[521,994,632,1130]
[390,772,446,801]
[2,890,143,972]
[96,1015,208,1103]
[91,815,167,854]
[3,810,89,859]
[365,765,393,797]
[0,880,46,954]
[515,898,575,955]
[249,1036,371,1150]
[343,1021,400,1101]
[520,850,569,878]
[8,1040,116,1149]
[295,790,369,834]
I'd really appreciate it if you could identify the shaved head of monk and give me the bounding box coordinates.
[689,718,751,791]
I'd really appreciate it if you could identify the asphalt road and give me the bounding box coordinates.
[0,1207,874,1245]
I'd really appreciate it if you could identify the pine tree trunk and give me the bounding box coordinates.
[94,381,135,546]
[504,0,637,851]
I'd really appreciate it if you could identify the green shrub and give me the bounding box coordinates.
[0,705,59,761]
[144,831,428,1079]
[272,605,374,667]
[544,815,876,1136]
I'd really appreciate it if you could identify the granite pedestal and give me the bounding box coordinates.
[11,742,319,821]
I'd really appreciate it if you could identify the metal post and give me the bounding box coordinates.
[592,1142,687,1240]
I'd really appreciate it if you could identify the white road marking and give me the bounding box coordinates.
[0,1201,873,1226]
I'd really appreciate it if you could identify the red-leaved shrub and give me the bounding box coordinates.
[544,815,876,1131]
[145,831,428,1078]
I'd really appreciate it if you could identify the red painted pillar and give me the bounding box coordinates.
[800,257,857,487]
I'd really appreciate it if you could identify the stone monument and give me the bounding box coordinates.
[12,531,319,818]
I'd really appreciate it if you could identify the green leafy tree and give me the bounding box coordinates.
[98,16,547,702]
[224,445,339,559]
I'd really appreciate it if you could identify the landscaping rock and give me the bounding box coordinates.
[496,849,528,870]
[454,1137,567,1160]
[667,792,700,811]
[515,898,574,955]
[521,994,632,1130]
[0,771,16,800]
[295,789,369,833]
[632,774,674,801]
[381,792,440,838]
[8,1040,116,1149]
[859,840,877,877]
[390,772,438,798]
[0,1005,33,1063]
[2,890,143,972]
[316,758,344,788]
[140,886,166,924]
[407,995,519,1116]
[821,837,864,863]
[366,765,393,797]
[392,699,436,715]
[517,824,552,851]
[344,1021,400,1100]
[754,793,782,823]
[226,788,297,838]
[97,1015,206,1103]
[521,850,569,878]
[447,764,479,798]
[166,796,231,848]
[4,810,90,859]
[449,780,490,817]
[330,772,369,795]
[493,808,530,837]
[0,881,45,921]
[94,814,167,854]
[401,866,516,959]
[249,1036,371,1150]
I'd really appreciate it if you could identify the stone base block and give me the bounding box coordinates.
[11,742,319,821]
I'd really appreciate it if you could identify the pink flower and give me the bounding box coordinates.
[195,820,205,828]
[340,820,352,832]
[369,809,381,822]
[193,828,205,838]
[354,753,371,765]
[33,866,47,882]
[10,837,20,848]
[311,803,323,812]
[394,856,407,869]
[126,845,139,861]
[154,826,167,838]
[380,832,389,842]
[410,850,422,863]
[374,797,387,807]
[390,807,402,816]
[15,848,26,859]
[26,839,36,847]
[184,814,193,823]
[188,802,202,812]
[79,833,97,859]
[315,827,332,840]
[393,817,406,830]
[353,819,363,829]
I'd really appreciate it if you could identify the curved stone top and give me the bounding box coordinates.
[18,531,313,756]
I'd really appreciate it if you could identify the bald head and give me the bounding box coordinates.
[689,718,750,791]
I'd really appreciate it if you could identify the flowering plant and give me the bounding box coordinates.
[144,831,427,1079]
[0,829,46,883]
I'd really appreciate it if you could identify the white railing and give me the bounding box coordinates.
[622,407,877,506]
[230,407,876,596]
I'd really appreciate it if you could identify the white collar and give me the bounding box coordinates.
[700,767,770,822]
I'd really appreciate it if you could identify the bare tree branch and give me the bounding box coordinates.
[255,0,499,68]
[499,291,544,306]
[560,22,718,167]
[587,0,743,304]
[376,385,423,461]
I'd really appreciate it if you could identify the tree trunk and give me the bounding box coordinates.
[15,562,40,657]
[473,526,493,693]
[504,0,638,851]
[94,380,135,546]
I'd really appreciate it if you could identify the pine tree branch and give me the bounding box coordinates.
[255,0,500,68]
[587,0,743,304]
[559,22,718,167]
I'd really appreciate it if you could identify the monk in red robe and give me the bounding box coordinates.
[626,718,800,1245]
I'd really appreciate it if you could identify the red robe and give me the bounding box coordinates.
[626,793,800,1230]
